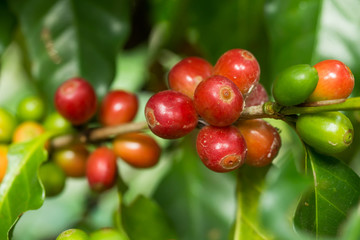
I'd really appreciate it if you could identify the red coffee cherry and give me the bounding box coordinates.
[113,132,161,168]
[168,57,213,99]
[145,90,198,139]
[194,75,244,127]
[54,77,97,125]
[213,49,260,95]
[244,83,269,108]
[237,119,281,167]
[307,60,354,102]
[99,90,138,126]
[196,125,247,172]
[86,147,117,192]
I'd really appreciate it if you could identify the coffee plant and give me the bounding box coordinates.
[1,1,360,240]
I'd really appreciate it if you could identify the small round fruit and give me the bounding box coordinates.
[39,162,66,197]
[43,112,73,134]
[168,57,213,98]
[17,95,45,121]
[296,112,353,154]
[99,90,138,126]
[113,132,161,168]
[0,108,17,143]
[145,90,198,139]
[272,64,318,106]
[54,77,97,125]
[53,144,89,178]
[244,83,269,108]
[196,125,247,172]
[307,60,355,102]
[213,49,260,95]
[12,121,45,143]
[237,119,281,167]
[57,229,89,240]
[194,75,244,126]
[0,145,8,183]
[89,228,123,240]
[86,147,117,192]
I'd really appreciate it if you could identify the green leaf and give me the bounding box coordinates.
[294,148,360,238]
[339,201,360,240]
[9,0,130,103]
[0,133,53,240]
[0,1,16,57]
[154,135,236,240]
[122,195,177,240]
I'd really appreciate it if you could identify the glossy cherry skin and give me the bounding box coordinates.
[39,162,66,197]
[196,125,247,172]
[17,95,46,122]
[57,229,89,240]
[194,75,244,127]
[307,60,354,102]
[168,57,213,98]
[113,132,161,168]
[213,49,260,95]
[237,119,281,167]
[12,121,45,143]
[54,77,97,125]
[244,83,269,108]
[86,147,117,192]
[0,108,17,143]
[99,90,138,126]
[0,145,8,183]
[145,90,198,139]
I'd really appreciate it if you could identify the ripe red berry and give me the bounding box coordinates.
[168,57,213,99]
[213,49,260,95]
[145,90,198,139]
[113,132,161,168]
[307,60,354,102]
[86,147,117,192]
[194,75,244,127]
[244,83,269,108]
[237,119,281,167]
[99,90,138,126]
[54,77,97,125]
[196,125,247,172]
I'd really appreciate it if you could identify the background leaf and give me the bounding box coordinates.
[294,148,360,238]
[9,0,131,103]
[0,1,16,57]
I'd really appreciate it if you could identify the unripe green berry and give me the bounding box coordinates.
[39,162,66,197]
[0,108,17,143]
[17,95,45,121]
[43,112,73,134]
[272,64,318,106]
[57,229,89,240]
[89,228,124,240]
[296,112,353,154]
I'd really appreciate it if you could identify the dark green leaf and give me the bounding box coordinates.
[9,0,130,103]
[294,148,360,238]
[0,1,16,57]
[122,195,177,240]
[0,133,53,240]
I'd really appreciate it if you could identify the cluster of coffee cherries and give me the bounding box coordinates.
[145,49,282,172]
[272,60,355,154]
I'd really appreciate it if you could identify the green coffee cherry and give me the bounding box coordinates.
[272,64,318,106]
[39,162,66,197]
[57,229,89,240]
[17,95,45,121]
[0,108,17,143]
[43,112,73,134]
[296,112,353,154]
[90,228,124,240]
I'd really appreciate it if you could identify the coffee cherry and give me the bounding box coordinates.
[12,121,45,143]
[113,132,161,168]
[194,75,244,127]
[86,147,117,192]
[53,144,89,178]
[57,229,89,240]
[296,112,353,154]
[196,125,247,172]
[237,119,281,167]
[43,112,73,134]
[0,108,17,143]
[145,90,198,139]
[54,77,97,125]
[0,145,8,183]
[99,90,138,126]
[245,83,269,108]
[89,228,123,240]
[272,64,318,106]
[39,162,66,197]
[213,49,260,95]
[17,95,45,121]
[307,60,354,102]
[168,57,213,98]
